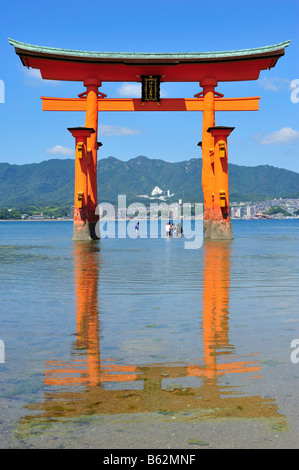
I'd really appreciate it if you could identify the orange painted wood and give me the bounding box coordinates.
[84,79,101,220]
[201,83,216,219]
[208,127,234,221]
[41,96,260,112]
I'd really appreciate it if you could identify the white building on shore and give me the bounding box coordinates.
[138,185,174,201]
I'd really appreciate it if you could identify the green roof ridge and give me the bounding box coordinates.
[8,38,291,59]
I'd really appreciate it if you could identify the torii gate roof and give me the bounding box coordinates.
[8,38,290,83]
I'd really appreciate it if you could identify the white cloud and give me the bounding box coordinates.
[254,127,299,145]
[159,88,168,98]
[46,145,74,156]
[117,83,141,97]
[98,124,142,137]
[26,69,42,79]
[258,77,291,91]
[23,68,59,87]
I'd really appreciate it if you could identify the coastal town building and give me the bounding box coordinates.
[138,186,174,201]
[230,198,299,219]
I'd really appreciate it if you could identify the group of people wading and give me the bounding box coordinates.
[134,221,183,238]
[165,221,183,238]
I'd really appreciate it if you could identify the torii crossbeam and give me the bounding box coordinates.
[41,96,260,112]
[9,38,290,241]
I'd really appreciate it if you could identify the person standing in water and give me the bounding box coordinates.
[165,222,170,237]
[177,222,183,238]
[172,223,177,237]
[135,222,139,236]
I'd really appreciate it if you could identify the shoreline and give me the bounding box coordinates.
[1,217,299,222]
[0,218,73,222]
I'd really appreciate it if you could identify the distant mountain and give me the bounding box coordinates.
[0,156,298,209]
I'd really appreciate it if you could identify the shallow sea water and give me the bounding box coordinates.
[0,219,298,449]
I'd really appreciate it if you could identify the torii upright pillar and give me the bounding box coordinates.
[200,78,218,239]
[84,78,101,239]
[207,126,234,240]
[200,78,234,240]
[68,78,102,241]
[68,127,98,241]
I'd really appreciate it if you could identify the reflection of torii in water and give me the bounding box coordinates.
[23,241,284,424]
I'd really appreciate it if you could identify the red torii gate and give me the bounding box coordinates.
[9,39,290,241]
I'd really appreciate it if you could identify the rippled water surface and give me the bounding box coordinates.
[0,219,298,448]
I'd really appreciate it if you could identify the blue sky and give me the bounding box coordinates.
[0,0,298,172]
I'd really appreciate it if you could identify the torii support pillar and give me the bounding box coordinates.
[68,127,100,241]
[207,126,234,241]
[200,78,218,238]
[84,78,102,226]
